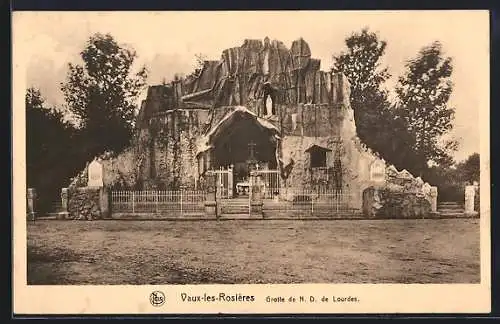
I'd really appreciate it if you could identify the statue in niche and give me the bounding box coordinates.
[262,82,276,117]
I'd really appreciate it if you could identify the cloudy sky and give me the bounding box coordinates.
[14,11,489,162]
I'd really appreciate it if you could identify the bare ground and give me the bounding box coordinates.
[26,218,480,285]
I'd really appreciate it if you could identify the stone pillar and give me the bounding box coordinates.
[228,165,234,198]
[204,173,217,219]
[465,185,477,216]
[58,188,70,220]
[99,187,110,219]
[27,188,37,220]
[250,173,263,217]
[429,186,438,212]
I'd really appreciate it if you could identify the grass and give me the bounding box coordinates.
[27,218,480,285]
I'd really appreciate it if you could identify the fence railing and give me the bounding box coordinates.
[264,188,358,216]
[111,190,206,215]
[207,168,233,199]
[253,170,281,199]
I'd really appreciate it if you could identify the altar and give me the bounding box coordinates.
[236,181,251,196]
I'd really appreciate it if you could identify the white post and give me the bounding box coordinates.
[465,185,476,216]
[228,164,234,198]
[132,191,135,213]
[430,186,438,212]
[180,190,183,215]
[311,191,314,215]
[155,191,159,214]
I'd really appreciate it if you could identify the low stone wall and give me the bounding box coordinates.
[68,187,103,220]
[363,187,431,219]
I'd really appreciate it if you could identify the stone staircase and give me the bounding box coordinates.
[36,202,64,220]
[219,198,253,218]
[437,201,465,218]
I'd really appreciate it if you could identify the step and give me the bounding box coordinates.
[436,212,466,218]
[438,202,464,207]
[438,204,463,208]
[35,215,58,220]
[438,206,465,210]
[439,211,466,216]
[221,207,250,211]
[221,209,250,214]
[220,201,250,205]
[219,213,263,220]
[220,205,250,208]
[221,210,251,214]
[438,208,465,213]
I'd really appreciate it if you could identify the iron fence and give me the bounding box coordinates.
[253,170,281,199]
[111,190,206,215]
[207,167,234,199]
[263,187,360,218]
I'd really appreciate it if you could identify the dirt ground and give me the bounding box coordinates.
[26,218,480,285]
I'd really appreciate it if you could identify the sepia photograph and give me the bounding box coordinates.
[13,10,490,314]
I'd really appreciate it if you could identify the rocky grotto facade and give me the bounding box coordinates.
[70,37,437,212]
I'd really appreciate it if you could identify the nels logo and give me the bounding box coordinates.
[149,291,166,307]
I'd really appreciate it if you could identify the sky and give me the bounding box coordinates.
[14,10,489,162]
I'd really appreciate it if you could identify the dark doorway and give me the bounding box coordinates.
[211,113,278,184]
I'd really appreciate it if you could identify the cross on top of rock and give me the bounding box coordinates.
[248,141,256,159]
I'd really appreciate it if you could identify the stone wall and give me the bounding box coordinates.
[276,90,387,211]
[362,186,431,219]
[69,150,137,190]
[280,136,339,188]
[137,109,208,190]
[67,187,103,220]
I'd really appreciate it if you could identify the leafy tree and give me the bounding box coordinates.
[456,153,480,184]
[423,152,480,202]
[26,87,77,212]
[395,41,457,176]
[61,33,148,159]
[332,28,416,170]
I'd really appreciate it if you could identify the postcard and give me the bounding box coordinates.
[13,10,491,315]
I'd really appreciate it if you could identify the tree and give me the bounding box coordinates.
[332,28,416,170]
[395,41,457,176]
[61,33,148,159]
[26,87,77,212]
[456,153,480,184]
[193,53,208,73]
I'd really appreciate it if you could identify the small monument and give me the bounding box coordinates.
[247,141,258,173]
[87,159,104,187]
[429,186,438,212]
[58,187,70,220]
[464,185,477,216]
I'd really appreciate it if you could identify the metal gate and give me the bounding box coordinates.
[207,166,234,199]
[253,169,280,199]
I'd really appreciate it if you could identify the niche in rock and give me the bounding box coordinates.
[263,82,276,117]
